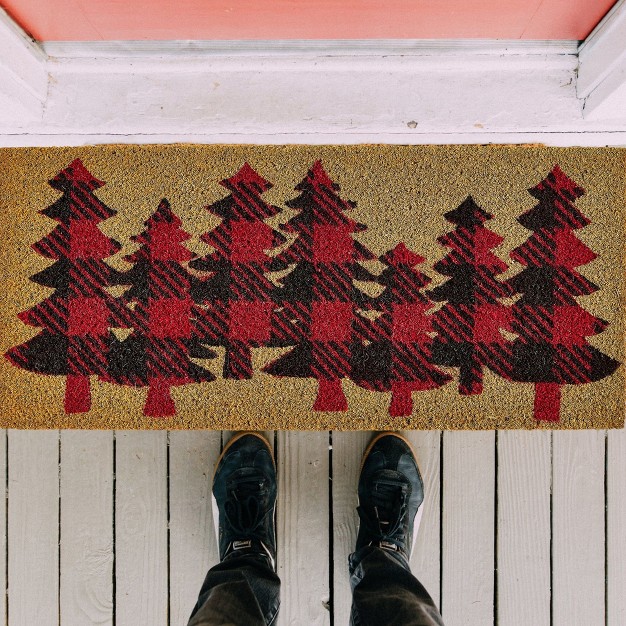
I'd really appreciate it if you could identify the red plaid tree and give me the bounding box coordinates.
[106,199,215,417]
[508,165,619,421]
[429,196,513,395]
[190,163,286,379]
[5,159,127,413]
[263,160,377,411]
[351,243,451,416]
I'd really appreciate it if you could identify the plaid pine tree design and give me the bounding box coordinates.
[106,199,215,417]
[507,165,620,421]
[351,243,451,417]
[5,159,129,413]
[191,164,286,379]
[429,196,513,395]
[263,160,377,411]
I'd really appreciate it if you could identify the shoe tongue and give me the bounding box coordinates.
[371,470,409,518]
[227,470,266,529]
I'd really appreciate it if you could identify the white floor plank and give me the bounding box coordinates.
[0,432,6,626]
[441,431,496,626]
[607,427,626,626]
[60,431,114,626]
[115,431,168,626]
[552,430,605,626]
[276,431,330,626]
[169,430,222,626]
[403,430,442,609]
[497,430,551,626]
[331,431,370,626]
[7,430,59,626]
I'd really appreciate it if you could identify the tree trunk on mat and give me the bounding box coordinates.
[144,380,176,417]
[64,374,91,413]
[314,378,348,411]
[390,382,413,417]
[534,382,561,422]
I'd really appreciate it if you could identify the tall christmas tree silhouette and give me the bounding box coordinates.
[507,165,619,421]
[5,159,127,413]
[106,199,215,417]
[351,243,451,416]
[429,196,513,395]
[263,160,377,411]
[190,163,286,379]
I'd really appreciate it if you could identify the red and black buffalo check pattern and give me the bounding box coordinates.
[4,159,621,421]
[507,165,619,421]
[5,159,128,413]
[429,196,513,396]
[351,243,451,417]
[190,164,286,379]
[262,160,377,411]
[105,199,214,417]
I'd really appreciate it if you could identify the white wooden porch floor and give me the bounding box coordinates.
[2,429,625,626]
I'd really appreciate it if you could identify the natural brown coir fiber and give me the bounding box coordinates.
[0,145,624,430]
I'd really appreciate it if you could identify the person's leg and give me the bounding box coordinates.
[349,432,444,626]
[188,432,280,626]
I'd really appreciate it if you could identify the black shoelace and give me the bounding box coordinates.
[357,478,409,552]
[223,475,272,543]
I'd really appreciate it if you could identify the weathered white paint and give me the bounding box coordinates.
[276,431,330,626]
[403,430,442,610]
[7,430,59,626]
[441,431,495,626]
[0,432,6,625]
[115,431,168,626]
[497,430,551,626]
[59,431,114,626]
[0,36,624,140]
[39,52,579,136]
[0,9,47,122]
[168,431,221,626]
[331,431,370,625]
[42,39,582,59]
[552,431,606,626]
[607,428,626,626]
[578,0,626,119]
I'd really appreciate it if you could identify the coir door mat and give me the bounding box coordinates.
[0,145,624,430]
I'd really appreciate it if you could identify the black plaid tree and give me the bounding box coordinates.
[507,165,619,421]
[351,243,451,416]
[429,196,513,395]
[106,199,215,417]
[263,160,377,411]
[190,164,286,379]
[5,159,128,413]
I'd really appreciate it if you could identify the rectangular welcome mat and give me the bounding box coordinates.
[0,145,624,430]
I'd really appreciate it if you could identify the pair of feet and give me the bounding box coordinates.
[212,432,424,570]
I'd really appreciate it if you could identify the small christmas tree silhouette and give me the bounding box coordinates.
[190,164,286,379]
[351,243,451,417]
[106,199,215,417]
[508,165,619,421]
[263,160,377,411]
[5,159,127,413]
[429,196,513,395]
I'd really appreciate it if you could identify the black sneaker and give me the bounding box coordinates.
[355,432,424,565]
[212,432,277,570]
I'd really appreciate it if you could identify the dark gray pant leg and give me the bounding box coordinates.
[188,555,280,626]
[349,546,444,626]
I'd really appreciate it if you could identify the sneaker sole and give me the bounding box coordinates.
[359,431,424,559]
[211,431,277,562]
